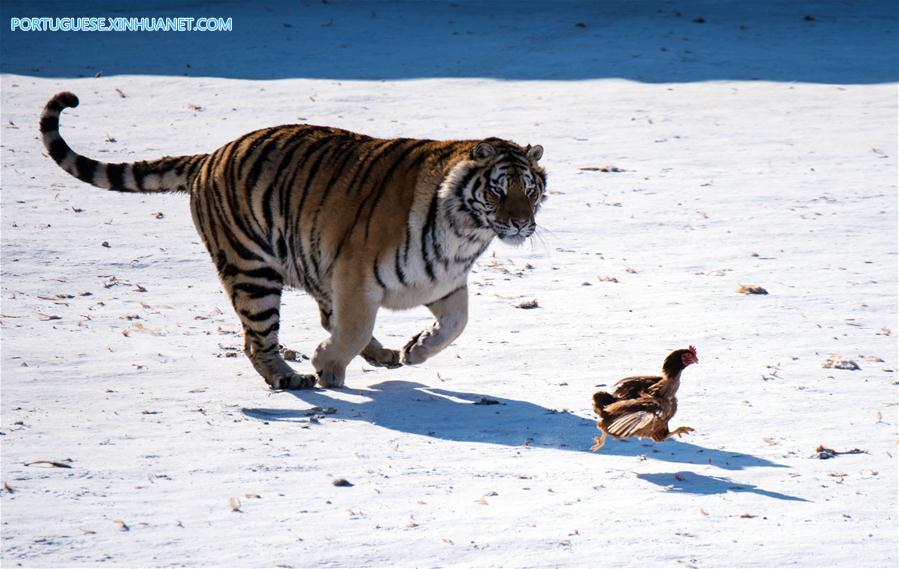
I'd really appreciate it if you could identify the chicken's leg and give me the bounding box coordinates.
[590,430,608,451]
[667,426,695,439]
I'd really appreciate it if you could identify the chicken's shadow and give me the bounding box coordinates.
[637,471,809,502]
[244,380,784,470]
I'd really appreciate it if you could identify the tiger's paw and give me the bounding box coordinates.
[267,373,317,391]
[400,331,429,365]
[362,348,403,369]
[400,346,421,366]
[316,369,346,389]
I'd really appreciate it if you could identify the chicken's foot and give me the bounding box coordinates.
[667,426,695,439]
[590,430,608,451]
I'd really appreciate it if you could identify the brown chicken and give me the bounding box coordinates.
[591,346,698,451]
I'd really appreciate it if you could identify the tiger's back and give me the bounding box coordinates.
[42,92,547,390]
[192,124,473,304]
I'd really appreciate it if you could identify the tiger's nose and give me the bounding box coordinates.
[510,217,529,230]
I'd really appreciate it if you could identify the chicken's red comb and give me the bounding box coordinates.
[688,345,698,358]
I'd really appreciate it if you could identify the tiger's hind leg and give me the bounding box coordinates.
[190,187,314,390]
[222,271,316,390]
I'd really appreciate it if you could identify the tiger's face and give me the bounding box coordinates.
[469,140,546,245]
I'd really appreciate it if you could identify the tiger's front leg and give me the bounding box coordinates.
[401,286,469,365]
[314,299,401,369]
[311,268,382,388]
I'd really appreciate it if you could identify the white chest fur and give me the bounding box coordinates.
[378,192,492,310]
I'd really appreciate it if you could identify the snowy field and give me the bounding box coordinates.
[1,1,897,567]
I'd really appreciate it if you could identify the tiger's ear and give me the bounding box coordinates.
[471,141,496,162]
[526,144,544,162]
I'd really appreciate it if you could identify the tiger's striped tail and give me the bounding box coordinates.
[41,91,208,194]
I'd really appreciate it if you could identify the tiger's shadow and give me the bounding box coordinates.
[243,379,784,471]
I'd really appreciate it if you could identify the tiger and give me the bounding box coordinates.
[40,91,547,390]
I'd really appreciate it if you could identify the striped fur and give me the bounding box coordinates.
[41,92,547,390]
[40,93,207,194]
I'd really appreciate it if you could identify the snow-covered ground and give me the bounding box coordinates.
[2,1,897,567]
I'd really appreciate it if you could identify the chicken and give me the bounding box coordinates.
[591,346,698,451]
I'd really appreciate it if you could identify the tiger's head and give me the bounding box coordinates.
[456,138,547,245]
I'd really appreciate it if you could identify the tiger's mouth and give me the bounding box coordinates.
[499,233,528,245]
[492,223,534,245]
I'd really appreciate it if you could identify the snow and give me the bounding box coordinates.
[1,1,897,567]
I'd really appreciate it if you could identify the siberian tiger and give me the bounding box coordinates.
[41,92,547,389]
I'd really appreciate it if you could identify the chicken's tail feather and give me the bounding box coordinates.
[592,391,615,415]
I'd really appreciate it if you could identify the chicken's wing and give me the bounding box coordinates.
[612,375,661,399]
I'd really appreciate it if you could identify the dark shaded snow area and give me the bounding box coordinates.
[1,0,896,83]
